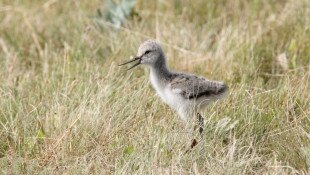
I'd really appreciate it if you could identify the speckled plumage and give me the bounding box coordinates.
[122,40,228,122]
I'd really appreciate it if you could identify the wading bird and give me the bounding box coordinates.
[119,40,228,148]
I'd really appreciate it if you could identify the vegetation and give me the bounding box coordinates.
[0,0,309,174]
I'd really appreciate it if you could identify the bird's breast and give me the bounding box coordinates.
[150,71,166,99]
[150,72,184,109]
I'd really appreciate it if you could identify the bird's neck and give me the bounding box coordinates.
[150,59,171,81]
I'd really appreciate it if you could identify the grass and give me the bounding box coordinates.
[0,0,310,174]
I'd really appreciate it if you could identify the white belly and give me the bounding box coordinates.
[150,72,177,107]
[150,72,189,120]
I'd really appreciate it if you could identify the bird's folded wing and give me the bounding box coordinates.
[170,75,227,99]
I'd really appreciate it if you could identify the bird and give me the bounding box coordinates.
[119,40,228,146]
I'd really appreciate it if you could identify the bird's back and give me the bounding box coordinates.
[169,72,228,106]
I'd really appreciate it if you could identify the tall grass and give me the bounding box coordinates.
[0,0,309,174]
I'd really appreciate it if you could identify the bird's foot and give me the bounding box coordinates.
[184,138,199,154]
[190,138,198,148]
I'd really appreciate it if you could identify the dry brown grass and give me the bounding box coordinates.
[0,0,309,174]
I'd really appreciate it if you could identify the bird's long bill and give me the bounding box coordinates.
[118,56,141,70]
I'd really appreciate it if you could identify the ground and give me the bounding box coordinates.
[0,0,309,174]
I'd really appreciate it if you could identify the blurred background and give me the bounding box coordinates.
[0,0,309,174]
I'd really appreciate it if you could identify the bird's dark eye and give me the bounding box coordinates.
[144,50,151,55]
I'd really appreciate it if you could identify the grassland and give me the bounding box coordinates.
[0,0,310,174]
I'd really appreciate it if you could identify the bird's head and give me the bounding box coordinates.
[119,40,165,70]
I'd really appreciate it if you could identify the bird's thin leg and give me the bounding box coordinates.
[197,113,204,134]
[188,113,204,150]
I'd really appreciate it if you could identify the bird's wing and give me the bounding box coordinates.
[170,74,228,99]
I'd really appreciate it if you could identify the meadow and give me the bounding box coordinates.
[0,0,309,174]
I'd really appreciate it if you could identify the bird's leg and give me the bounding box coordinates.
[189,113,204,150]
[197,113,204,134]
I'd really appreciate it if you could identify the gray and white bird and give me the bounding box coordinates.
[120,40,228,135]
